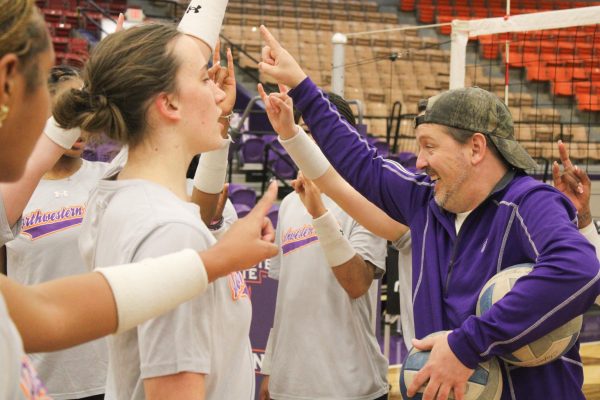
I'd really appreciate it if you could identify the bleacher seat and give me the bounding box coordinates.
[234,203,252,218]
[229,185,257,208]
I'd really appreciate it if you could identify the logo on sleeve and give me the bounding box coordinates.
[21,205,86,240]
[186,4,202,13]
[281,224,319,255]
[19,355,51,399]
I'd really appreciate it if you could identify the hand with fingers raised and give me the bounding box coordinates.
[258,25,308,89]
[258,83,298,139]
[209,40,237,126]
[291,171,327,219]
[552,140,592,229]
[407,332,473,400]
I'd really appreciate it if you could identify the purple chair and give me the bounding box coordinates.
[263,135,278,144]
[233,203,252,218]
[240,137,265,164]
[229,185,257,208]
[271,155,297,180]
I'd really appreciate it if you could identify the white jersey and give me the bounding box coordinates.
[392,232,415,350]
[80,177,254,400]
[264,192,388,400]
[6,160,110,398]
[6,160,110,399]
[0,196,49,399]
[0,190,21,246]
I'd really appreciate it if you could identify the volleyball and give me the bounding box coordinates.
[477,263,582,367]
[400,331,503,400]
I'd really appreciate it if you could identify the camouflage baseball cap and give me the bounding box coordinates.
[415,87,537,170]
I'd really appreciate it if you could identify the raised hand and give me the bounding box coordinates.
[202,182,279,280]
[208,40,237,120]
[258,25,308,89]
[258,83,298,139]
[407,332,473,400]
[552,140,592,228]
[291,171,327,219]
[115,13,125,33]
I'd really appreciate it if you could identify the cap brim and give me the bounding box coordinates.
[489,136,538,170]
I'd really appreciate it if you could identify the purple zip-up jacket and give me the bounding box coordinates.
[289,77,600,399]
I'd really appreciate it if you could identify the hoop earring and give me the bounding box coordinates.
[0,105,8,128]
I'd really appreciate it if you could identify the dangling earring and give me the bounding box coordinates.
[0,105,8,128]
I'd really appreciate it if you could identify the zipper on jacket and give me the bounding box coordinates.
[444,228,464,297]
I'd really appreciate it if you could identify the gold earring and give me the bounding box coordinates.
[0,105,9,128]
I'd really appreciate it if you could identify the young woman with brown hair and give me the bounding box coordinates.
[53,20,256,400]
[0,1,277,397]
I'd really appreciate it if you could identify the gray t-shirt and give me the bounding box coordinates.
[6,160,110,399]
[392,232,415,350]
[264,192,389,400]
[0,190,21,247]
[80,178,254,400]
[1,188,48,400]
[0,293,26,400]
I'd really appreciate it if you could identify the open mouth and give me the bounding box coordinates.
[428,172,440,183]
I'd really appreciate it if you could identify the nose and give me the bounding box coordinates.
[415,149,428,170]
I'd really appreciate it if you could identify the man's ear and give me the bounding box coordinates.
[154,92,180,122]
[0,54,19,106]
[471,132,487,165]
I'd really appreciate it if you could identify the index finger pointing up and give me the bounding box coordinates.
[212,39,221,66]
[558,140,574,170]
[260,25,282,50]
[250,181,279,219]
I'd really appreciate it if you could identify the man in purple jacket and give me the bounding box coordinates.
[257,26,600,400]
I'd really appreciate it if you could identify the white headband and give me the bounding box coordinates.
[178,0,228,52]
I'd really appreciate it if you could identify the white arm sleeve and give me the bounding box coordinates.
[278,126,331,180]
[312,210,356,267]
[178,0,228,52]
[193,136,232,194]
[96,249,208,334]
[44,116,81,150]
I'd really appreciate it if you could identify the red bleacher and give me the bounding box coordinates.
[401,0,600,113]
[413,0,600,24]
[35,1,128,67]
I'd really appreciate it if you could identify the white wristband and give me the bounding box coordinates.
[194,136,232,194]
[97,249,208,334]
[278,125,330,180]
[44,116,81,150]
[312,210,356,267]
[178,0,228,52]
